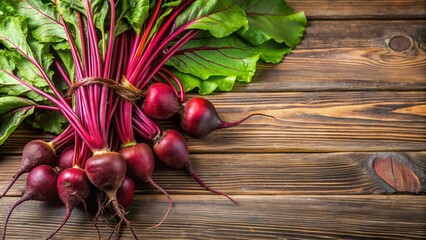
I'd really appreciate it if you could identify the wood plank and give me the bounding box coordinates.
[0,195,424,239]
[244,46,426,92]
[296,20,426,50]
[0,152,426,196]
[243,21,426,92]
[287,0,426,19]
[240,20,426,92]
[242,19,426,92]
[1,152,424,197]
[1,91,425,154]
[186,91,426,153]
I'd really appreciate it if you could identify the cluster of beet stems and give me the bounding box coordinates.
[0,0,263,239]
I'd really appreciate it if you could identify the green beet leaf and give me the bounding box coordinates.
[0,96,35,145]
[0,50,46,102]
[162,0,183,8]
[13,0,67,43]
[27,110,69,135]
[166,33,259,82]
[175,0,248,38]
[171,70,237,95]
[234,0,307,47]
[126,0,151,35]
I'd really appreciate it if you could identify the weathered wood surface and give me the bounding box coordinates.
[288,0,426,19]
[1,152,424,197]
[2,91,425,154]
[1,0,425,239]
[0,195,425,240]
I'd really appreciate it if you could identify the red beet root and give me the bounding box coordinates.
[142,83,181,120]
[119,143,173,228]
[180,97,259,138]
[2,165,59,240]
[119,144,154,182]
[84,151,138,239]
[0,140,57,199]
[46,167,91,239]
[58,146,74,170]
[117,176,135,209]
[85,152,126,200]
[153,130,236,203]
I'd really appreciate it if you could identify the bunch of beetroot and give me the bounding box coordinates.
[0,0,306,239]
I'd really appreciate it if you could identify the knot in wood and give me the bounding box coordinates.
[388,35,412,52]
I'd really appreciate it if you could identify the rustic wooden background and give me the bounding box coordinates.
[1,0,425,239]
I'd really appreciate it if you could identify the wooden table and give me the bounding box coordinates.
[1,1,425,239]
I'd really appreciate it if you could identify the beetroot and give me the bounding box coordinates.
[0,140,57,199]
[84,151,138,239]
[119,143,173,228]
[119,144,154,182]
[180,97,260,139]
[117,176,135,209]
[2,165,59,240]
[85,152,126,201]
[46,167,91,239]
[142,83,181,120]
[153,130,236,203]
[58,146,74,170]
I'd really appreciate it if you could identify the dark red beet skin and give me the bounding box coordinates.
[117,176,135,209]
[58,146,74,170]
[84,151,126,199]
[84,151,138,239]
[25,165,59,201]
[153,130,236,204]
[119,143,155,182]
[180,97,222,138]
[180,97,261,139]
[142,82,181,120]
[119,143,173,228]
[153,130,189,169]
[0,140,57,199]
[46,167,91,239]
[2,165,59,240]
[57,167,91,208]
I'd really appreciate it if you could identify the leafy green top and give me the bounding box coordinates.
[0,0,306,144]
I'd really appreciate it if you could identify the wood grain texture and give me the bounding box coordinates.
[2,91,425,154]
[247,20,426,92]
[296,20,426,50]
[0,1,425,239]
[1,153,424,197]
[287,0,426,19]
[241,20,426,92]
[0,195,425,240]
[187,92,426,153]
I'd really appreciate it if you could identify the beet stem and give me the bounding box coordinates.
[44,206,72,240]
[81,199,101,240]
[111,201,139,240]
[2,194,31,240]
[146,178,173,229]
[94,196,109,238]
[0,169,25,199]
[220,113,274,129]
[108,219,123,240]
[185,163,237,204]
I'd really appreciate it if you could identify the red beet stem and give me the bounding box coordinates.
[146,178,173,229]
[2,194,31,240]
[44,206,72,240]
[220,113,273,129]
[111,201,139,240]
[185,163,237,204]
